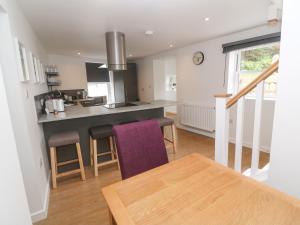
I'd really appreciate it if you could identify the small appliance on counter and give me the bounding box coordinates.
[45,99,65,113]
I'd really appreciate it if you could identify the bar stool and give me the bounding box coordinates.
[157,117,177,154]
[119,120,139,125]
[89,125,119,176]
[48,131,86,189]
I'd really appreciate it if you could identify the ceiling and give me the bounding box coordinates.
[16,0,275,59]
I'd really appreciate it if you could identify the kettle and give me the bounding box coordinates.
[54,99,65,112]
[45,99,64,113]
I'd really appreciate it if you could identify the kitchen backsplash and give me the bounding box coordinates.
[34,89,84,117]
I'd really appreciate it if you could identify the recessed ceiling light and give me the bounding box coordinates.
[129,54,133,57]
[77,52,81,55]
[204,17,210,22]
[145,30,154,36]
[169,44,173,48]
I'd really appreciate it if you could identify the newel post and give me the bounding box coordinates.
[214,94,232,166]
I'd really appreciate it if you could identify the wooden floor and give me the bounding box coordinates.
[35,125,269,225]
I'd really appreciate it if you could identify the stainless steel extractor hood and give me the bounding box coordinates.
[105,31,127,71]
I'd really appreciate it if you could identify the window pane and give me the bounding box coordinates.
[239,43,280,98]
[88,82,109,98]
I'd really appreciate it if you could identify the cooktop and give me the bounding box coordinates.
[103,103,137,109]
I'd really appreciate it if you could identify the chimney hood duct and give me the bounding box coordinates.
[105,31,127,71]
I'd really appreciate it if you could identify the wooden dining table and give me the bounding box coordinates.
[102,153,300,225]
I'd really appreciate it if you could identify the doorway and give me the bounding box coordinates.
[153,56,177,114]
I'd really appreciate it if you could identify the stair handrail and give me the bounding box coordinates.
[226,60,279,108]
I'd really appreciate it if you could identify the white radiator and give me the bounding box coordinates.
[179,103,215,132]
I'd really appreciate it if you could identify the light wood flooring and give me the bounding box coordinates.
[35,126,269,225]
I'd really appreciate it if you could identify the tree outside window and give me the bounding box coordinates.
[238,42,280,98]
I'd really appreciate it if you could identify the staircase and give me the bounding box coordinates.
[214,60,279,181]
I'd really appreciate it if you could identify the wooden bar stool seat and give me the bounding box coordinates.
[48,131,86,189]
[89,125,119,176]
[157,117,177,154]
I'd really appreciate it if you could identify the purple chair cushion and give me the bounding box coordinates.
[113,120,169,179]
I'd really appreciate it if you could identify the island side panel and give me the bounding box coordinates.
[42,108,164,171]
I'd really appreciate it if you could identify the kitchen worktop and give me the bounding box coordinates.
[38,100,176,123]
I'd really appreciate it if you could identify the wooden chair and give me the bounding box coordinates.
[48,131,86,189]
[89,125,119,176]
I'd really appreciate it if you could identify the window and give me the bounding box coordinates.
[228,42,280,99]
[87,82,111,101]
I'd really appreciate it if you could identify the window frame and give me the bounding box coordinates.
[87,82,112,102]
[227,42,280,100]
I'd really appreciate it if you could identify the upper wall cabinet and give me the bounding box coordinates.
[85,62,110,82]
[14,37,30,82]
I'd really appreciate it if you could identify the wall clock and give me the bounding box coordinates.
[193,51,205,65]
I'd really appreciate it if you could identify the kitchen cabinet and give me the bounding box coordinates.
[113,63,138,103]
[86,63,109,82]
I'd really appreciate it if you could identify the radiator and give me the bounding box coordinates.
[179,103,215,132]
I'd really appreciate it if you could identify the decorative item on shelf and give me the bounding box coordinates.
[193,51,205,65]
[45,65,61,91]
[45,65,58,74]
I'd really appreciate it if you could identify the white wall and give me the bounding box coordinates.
[48,54,89,90]
[0,64,32,225]
[153,57,177,101]
[268,1,300,198]
[0,0,50,222]
[164,57,177,101]
[136,57,155,102]
[152,57,177,113]
[153,59,166,100]
[136,24,281,150]
[137,56,177,102]
[48,54,108,91]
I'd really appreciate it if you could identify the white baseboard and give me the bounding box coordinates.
[177,124,270,153]
[31,171,50,223]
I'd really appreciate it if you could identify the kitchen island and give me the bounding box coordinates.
[38,100,176,168]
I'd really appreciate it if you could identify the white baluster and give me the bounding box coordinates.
[234,96,245,172]
[215,95,230,166]
[251,82,264,176]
